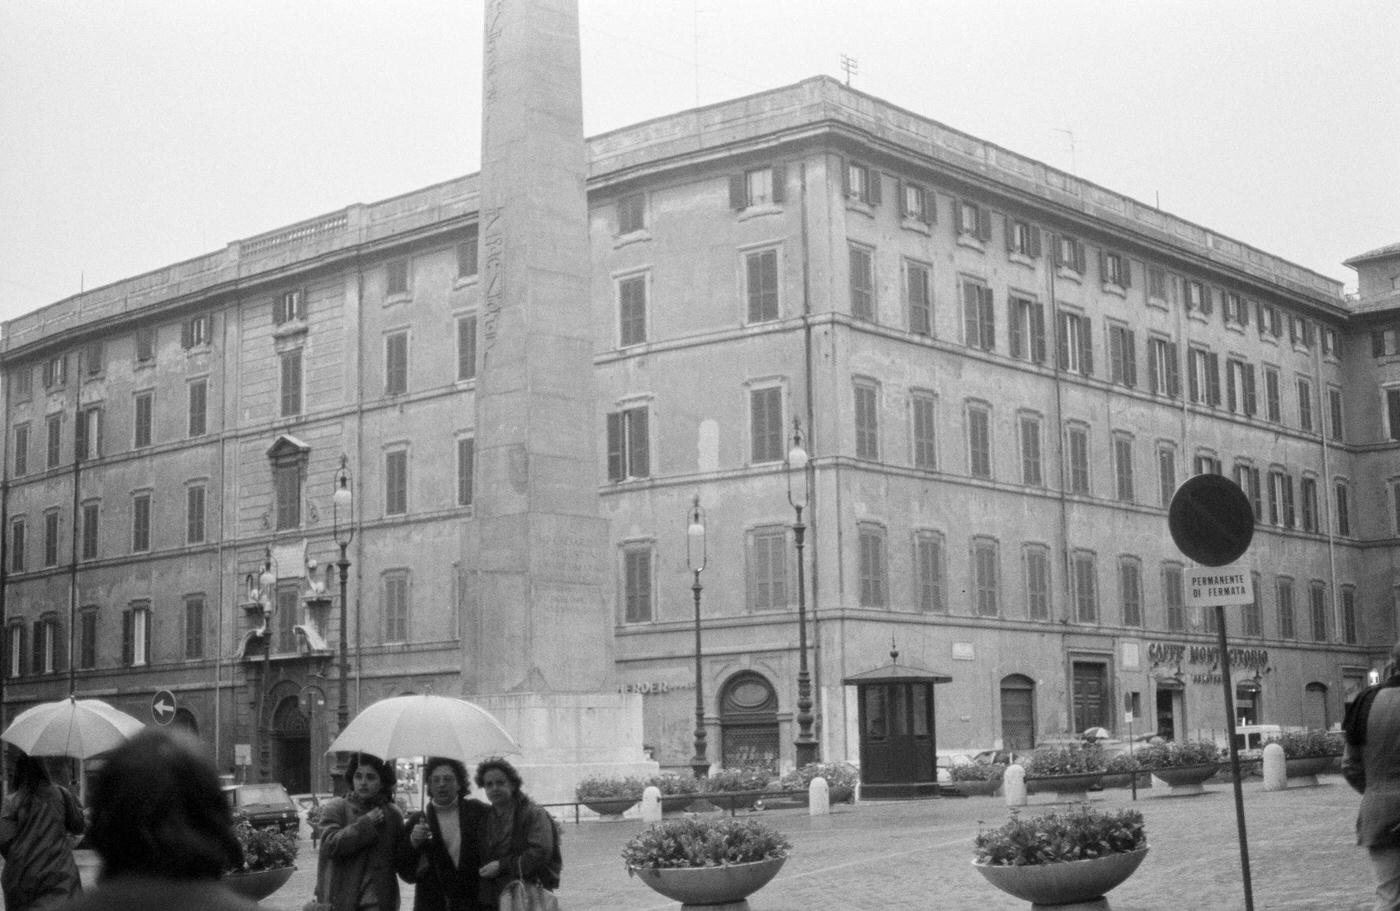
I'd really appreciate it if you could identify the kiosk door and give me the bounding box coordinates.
[858,681,935,785]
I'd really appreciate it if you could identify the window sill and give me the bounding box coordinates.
[1147,297,1169,312]
[273,321,308,340]
[900,217,931,235]
[452,274,479,290]
[738,203,782,222]
[1101,281,1127,299]
[384,292,412,306]
[1224,321,1246,335]
[1292,344,1313,355]
[1055,266,1082,283]
[956,234,985,253]
[844,199,875,219]
[1008,251,1036,268]
[1187,311,1210,325]
[613,229,652,250]
[133,358,156,371]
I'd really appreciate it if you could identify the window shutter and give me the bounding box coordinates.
[628,409,649,477]
[1057,313,1071,370]
[181,320,192,348]
[1029,226,1042,258]
[922,189,936,225]
[1124,330,1136,386]
[1080,317,1093,375]
[729,174,746,209]
[53,623,65,673]
[606,412,624,481]
[867,169,881,206]
[978,206,992,241]
[1008,300,1023,358]
[1237,297,1247,326]
[1099,250,1108,281]
[1188,351,1201,402]
[896,179,905,215]
[979,287,995,346]
[952,201,963,237]
[1075,240,1086,272]
[963,285,979,345]
[1201,287,1214,316]
[1388,390,1400,440]
[19,626,27,676]
[1167,344,1180,397]
[31,622,42,673]
[1004,215,1016,252]
[771,165,786,204]
[1120,259,1132,288]
[1378,331,1388,358]
[75,414,86,461]
[840,158,851,197]
[1031,304,1047,363]
[1206,353,1221,405]
[1244,367,1258,415]
[121,611,132,665]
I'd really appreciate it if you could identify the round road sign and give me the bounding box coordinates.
[152,689,178,726]
[1167,474,1255,567]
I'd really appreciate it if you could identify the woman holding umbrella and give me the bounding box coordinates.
[0,753,85,911]
[397,757,488,911]
[317,753,406,911]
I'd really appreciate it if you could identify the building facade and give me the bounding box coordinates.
[2,76,1395,790]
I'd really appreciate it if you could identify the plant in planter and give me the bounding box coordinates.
[698,767,772,811]
[948,761,1007,797]
[623,816,792,907]
[1276,730,1342,782]
[1134,740,1221,794]
[1100,752,1144,789]
[973,805,1148,909]
[648,772,700,813]
[575,774,645,816]
[778,762,859,804]
[1023,747,1105,794]
[222,817,299,901]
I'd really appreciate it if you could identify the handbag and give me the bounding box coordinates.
[500,879,559,911]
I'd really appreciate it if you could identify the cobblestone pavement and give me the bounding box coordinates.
[190,776,1373,910]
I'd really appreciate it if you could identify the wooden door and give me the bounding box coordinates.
[1072,662,1109,732]
[1000,675,1035,749]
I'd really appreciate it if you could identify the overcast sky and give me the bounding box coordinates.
[2,1,1397,325]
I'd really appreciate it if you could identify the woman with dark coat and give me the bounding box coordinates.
[0,754,85,911]
[317,753,406,911]
[397,758,488,911]
[473,758,558,908]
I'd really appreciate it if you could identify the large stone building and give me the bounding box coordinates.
[2,76,1395,793]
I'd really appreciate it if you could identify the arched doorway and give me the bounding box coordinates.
[999,675,1035,749]
[172,707,198,734]
[718,672,779,773]
[1302,682,1329,731]
[272,696,310,794]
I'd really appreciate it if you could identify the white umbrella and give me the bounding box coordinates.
[327,694,521,761]
[1,696,145,759]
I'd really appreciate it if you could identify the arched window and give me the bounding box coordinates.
[719,672,778,774]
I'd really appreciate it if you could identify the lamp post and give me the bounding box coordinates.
[257,547,276,781]
[786,418,819,767]
[686,494,710,779]
[332,456,354,734]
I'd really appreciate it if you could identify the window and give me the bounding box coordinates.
[858,525,888,607]
[274,288,305,324]
[4,623,24,678]
[1158,444,1177,508]
[79,609,97,669]
[1300,476,1319,533]
[1195,453,1221,476]
[623,546,653,622]
[122,603,150,667]
[1008,296,1046,363]
[1225,359,1257,416]
[1242,572,1263,637]
[606,406,650,481]
[133,393,153,448]
[12,366,32,398]
[911,392,937,470]
[1007,219,1040,258]
[457,437,475,508]
[1223,291,1247,327]
[457,224,479,278]
[1328,387,1343,441]
[386,259,410,296]
[750,387,784,463]
[1100,250,1130,288]
[1025,545,1051,620]
[1258,302,1283,338]
[849,246,874,321]
[1376,327,1400,358]
[384,572,409,642]
[1108,324,1136,387]
[1297,378,1313,432]
[1335,480,1351,536]
[188,379,207,437]
[385,449,408,516]
[9,518,24,573]
[81,502,98,560]
[85,342,103,376]
[967,404,992,479]
[46,415,62,469]
[1113,433,1134,502]
[12,424,27,477]
[184,596,205,659]
[33,616,61,674]
[730,165,785,209]
[279,349,302,417]
[1120,557,1143,627]
[1278,577,1296,639]
[854,382,879,460]
[76,406,102,461]
[44,511,60,566]
[844,161,880,205]
[43,353,68,388]
[1055,235,1086,273]
[1309,581,1328,641]
[1067,424,1090,494]
[273,579,296,654]
[618,274,647,346]
[906,260,931,335]
[972,537,999,616]
[962,281,994,351]
[914,531,945,613]
[618,193,645,234]
[1234,463,1263,521]
[954,199,991,241]
[748,528,787,612]
[186,485,206,545]
[745,249,779,323]
[131,492,151,552]
[1147,266,1168,305]
[1185,280,1210,315]
[273,459,302,531]
[1019,413,1043,486]
[1341,586,1358,645]
[1187,347,1220,405]
[1057,310,1092,375]
[1268,469,1295,528]
[1148,337,1180,398]
[135,327,155,362]
[1290,315,1315,350]
[1164,564,1185,631]
[1072,551,1098,622]
[181,314,211,349]
[901,181,933,223]
[457,315,478,381]
[1264,366,1282,422]
[385,331,409,395]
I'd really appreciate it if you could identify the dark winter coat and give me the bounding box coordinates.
[317,794,406,911]
[0,782,85,911]
[396,798,489,911]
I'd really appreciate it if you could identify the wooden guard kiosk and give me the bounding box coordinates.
[842,650,952,799]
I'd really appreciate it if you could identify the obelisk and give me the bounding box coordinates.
[468,0,649,798]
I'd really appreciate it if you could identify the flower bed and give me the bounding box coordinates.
[1132,739,1220,769]
[975,806,1145,866]
[622,817,791,870]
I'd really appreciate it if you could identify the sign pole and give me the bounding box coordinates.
[1216,604,1254,911]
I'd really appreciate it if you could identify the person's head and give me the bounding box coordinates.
[345,753,395,802]
[88,729,242,880]
[474,757,523,807]
[12,753,51,792]
[424,757,469,806]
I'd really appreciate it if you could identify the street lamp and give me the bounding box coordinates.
[332,456,354,734]
[257,547,276,781]
[786,418,819,767]
[686,494,710,779]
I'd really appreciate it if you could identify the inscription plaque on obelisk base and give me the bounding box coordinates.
[465,0,654,801]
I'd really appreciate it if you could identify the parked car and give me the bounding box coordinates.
[223,782,299,834]
[972,749,1031,767]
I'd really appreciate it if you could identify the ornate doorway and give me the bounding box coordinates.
[718,672,779,773]
[1000,674,1035,749]
[272,696,310,794]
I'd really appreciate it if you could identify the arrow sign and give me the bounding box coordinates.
[152,689,177,725]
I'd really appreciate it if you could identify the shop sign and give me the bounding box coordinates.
[1147,641,1268,671]
[616,680,696,696]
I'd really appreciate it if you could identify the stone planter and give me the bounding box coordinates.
[222,866,296,902]
[660,793,700,814]
[1150,762,1219,796]
[631,856,787,909]
[582,797,640,816]
[974,847,1148,910]
[950,778,1002,798]
[700,789,764,812]
[1026,773,1102,797]
[1284,756,1335,787]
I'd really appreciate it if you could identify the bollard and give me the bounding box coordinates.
[1004,763,1027,807]
[640,785,662,822]
[809,776,830,816]
[1261,742,1287,791]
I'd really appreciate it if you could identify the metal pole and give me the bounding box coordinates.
[1217,603,1254,911]
[794,506,817,767]
[337,543,350,734]
[691,569,708,778]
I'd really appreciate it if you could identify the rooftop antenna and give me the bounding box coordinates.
[1053,127,1078,176]
[840,53,858,86]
